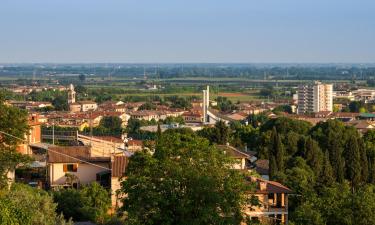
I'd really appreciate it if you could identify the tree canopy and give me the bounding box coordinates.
[120,131,255,225]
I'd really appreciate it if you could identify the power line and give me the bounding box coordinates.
[0,130,112,171]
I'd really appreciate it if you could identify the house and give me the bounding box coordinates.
[182,111,203,123]
[69,101,98,112]
[17,114,42,155]
[99,111,130,127]
[7,100,53,110]
[218,145,252,170]
[69,102,82,112]
[126,139,144,152]
[98,101,126,112]
[47,146,111,188]
[47,146,131,208]
[352,89,375,102]
[245,176,292,224]
[227,112,249,121]
[129,110,160,121]
[218,144,292,224]
[345,120,375,133]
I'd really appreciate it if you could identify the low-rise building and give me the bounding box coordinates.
[245,177,292,224]
[47,146,111,188]
[182,111,203,123]
[69,101,98,112]
[17,114,42,155]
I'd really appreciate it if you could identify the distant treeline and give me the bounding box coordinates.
[1,64,375,80]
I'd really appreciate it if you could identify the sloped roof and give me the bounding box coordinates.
[217,145,250,159]
[48,146,110,163]
[248,176,292,194]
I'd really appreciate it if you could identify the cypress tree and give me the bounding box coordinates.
[215,121,229,145]
[270,127,285,172]
[269,155,277,180]
[345,135,362,190]
[370,157,375,184]
[359,139,369,183]
[328,134,345,183]
[304,137,323,176]
[320,150,335,186]
[157,123,162,140]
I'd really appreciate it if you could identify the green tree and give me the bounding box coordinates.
[0,183,72,225]
[304,137,323,176]
[53,182,111,224]
[53,188,85,221]
[352,185,375,225]
[0,98,31,188]
[268,127,285,176]
[215,120,230,145]
[80,182,111,224]
[349,101,366,113]
[120,132,254,225]
[52,95,69,111]
[319,151,335,187]
[344,135,362,190]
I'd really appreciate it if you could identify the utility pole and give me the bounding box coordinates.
[52,120,55,145]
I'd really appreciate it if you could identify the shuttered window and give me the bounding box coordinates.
[63,164,78,172]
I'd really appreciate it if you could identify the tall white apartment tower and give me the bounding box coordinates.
[297,81,333,114]
[67,83,76,104]
[202,85,210,123]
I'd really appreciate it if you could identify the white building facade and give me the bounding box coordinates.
[297,82,333,114]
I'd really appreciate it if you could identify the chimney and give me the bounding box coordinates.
[259,181,267,191]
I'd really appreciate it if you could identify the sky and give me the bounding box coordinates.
[0,0,374,63]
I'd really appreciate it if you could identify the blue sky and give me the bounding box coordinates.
[0,0,374,63]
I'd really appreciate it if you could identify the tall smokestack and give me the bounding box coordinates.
[203,90,207,123]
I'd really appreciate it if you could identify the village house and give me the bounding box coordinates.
[47,145,130,207]
[69,101,98,112]
[226,111,249,122]
[99,111,130,127]
[182,111,203,123]
[218,144,291,224]
[218,145,253,170]
[17,114,42,155]
[126,139,144,152]
[7,100,53,111]
[129,110,183,122]
[245,176,292,224]
[47,146,111,188]
[345,120,375,133]
[129,110,160,121]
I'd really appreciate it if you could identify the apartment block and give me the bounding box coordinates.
[297,81,333,114]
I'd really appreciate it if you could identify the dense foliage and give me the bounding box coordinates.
[53,182,111,224]
[0,183,72,225]
[0,96,31,188]
[120,131,256,225]
[200,117,375,225]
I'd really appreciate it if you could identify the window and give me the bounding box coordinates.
[63,164,78,172]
